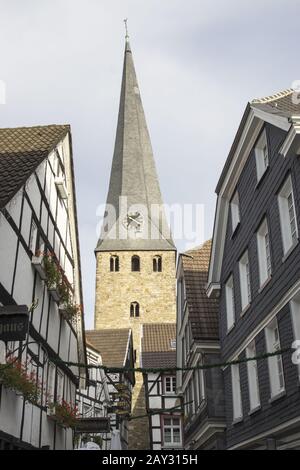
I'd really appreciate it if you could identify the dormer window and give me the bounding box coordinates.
[153,255,162,272]
[110,255,119,272]
[230,191,240,233]
[255,130,269,182]
[130,302,140,317]
[131,255,140,272]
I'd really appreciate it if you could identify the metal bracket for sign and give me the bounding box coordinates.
[0,305,29,342]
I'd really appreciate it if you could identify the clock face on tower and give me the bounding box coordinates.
[123,211,144,233]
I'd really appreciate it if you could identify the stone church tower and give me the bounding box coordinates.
[94,36,176,450]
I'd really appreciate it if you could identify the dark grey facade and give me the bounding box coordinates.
[208,90,300,450]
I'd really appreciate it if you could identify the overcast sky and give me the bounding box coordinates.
[0,0,299,328]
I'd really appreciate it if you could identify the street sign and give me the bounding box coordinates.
[0,305,29,341]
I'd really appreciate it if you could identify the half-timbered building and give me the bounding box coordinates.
[176,241,226,449]
[207,89,300,449]
[75,341,110,450]
[0,125,86,449]
[141,323,183,450]
[85,329,135,450]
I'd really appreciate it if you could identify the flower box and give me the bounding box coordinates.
[47,401,78,428]
[31,255,47,280]
[47,406,68,428]
[48,287,60,303]
[55,177,68,200]
[59,302,80,321]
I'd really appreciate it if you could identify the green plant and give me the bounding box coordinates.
[62,302,81,320]
[58,278,70,304]
[0,357,42,404]
[43,255,61,289]
[48,400,78,428]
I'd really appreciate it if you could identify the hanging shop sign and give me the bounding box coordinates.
[0,305,29,341]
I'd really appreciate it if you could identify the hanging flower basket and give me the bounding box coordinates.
[43,255,71,305]
[47,400,79,429]
[59,302,81,322]
[0,357,41,404]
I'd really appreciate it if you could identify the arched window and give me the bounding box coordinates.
[131,255,140,272]
[130,302,140,318]
[153,255,162,272]
[110,255,119,272]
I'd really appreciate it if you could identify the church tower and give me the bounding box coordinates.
[94,34,176,450]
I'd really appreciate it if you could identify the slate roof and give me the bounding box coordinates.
[216,88,300,194]
[181,240,219,341]
[141,323,177,369]
[0,125,70,208]
[96,40,175,252]
[86,329,131,368]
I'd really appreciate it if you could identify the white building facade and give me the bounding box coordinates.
[0,125,86,449]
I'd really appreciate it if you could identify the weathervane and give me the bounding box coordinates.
[124,18,129,40]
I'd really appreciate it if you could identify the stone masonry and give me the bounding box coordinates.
[94,250,176,449]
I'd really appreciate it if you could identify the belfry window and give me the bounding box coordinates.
[153,255,162,272]
[110,255,119,272]
[130,302,140,318]
[131,255,140,272]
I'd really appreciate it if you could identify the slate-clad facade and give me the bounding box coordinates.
[208,89,300,449]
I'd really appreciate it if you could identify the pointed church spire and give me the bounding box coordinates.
[96,35,175,251]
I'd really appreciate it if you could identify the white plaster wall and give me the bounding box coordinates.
[0,215,17,292]
[149,396,162,408]
[20,198,32,247]
[152,428,161,442]
[5,190,22,226]
[13,245,34,305]
[0,389,24,437]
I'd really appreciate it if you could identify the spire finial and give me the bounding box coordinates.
[124,18,129,40]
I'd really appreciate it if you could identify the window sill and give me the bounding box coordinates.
[248,404,261,416]
[258,276,272,294]
[231,222,241,240]
[255,166,270,189]
[268,390,286,404]
[282,239,299,263]
[240,303,251,317]
[232,416,243,425]
[226,323,236,336]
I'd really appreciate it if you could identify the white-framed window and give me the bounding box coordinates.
[225,275,235,331]
[164,376,176,394]
[195,362,205,406]
[255,130,269,181]
[239,250,251,311]
[163,417,181,447]
[231,191,240,232]
[265,319,285,397]
[170,339,176,350]
[231,363,243,420]
[29,219,38,254]
[257,218,272,287]
[290,293,300,378]
[278,175,298,255]
[246,341,260,410]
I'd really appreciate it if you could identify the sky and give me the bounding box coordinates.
[0,0,299,328]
